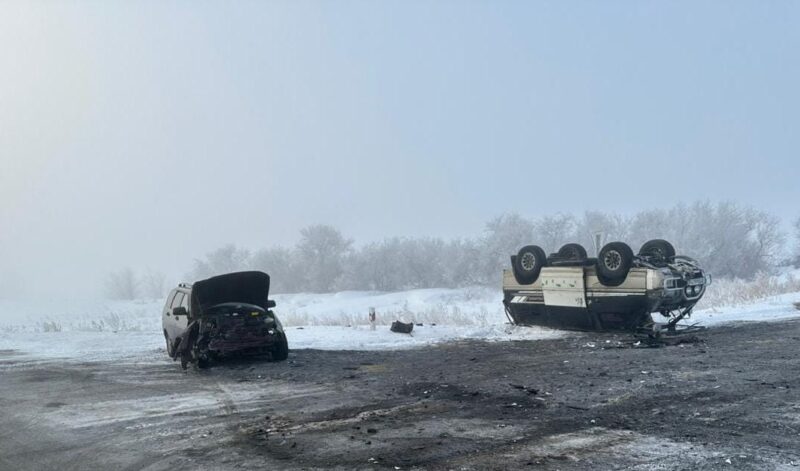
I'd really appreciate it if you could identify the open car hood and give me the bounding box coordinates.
[191,271,271,313]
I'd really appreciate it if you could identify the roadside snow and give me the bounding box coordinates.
[0,324,563,363]
[0,287,560,362]
[690,292,800,326]
[1,286,799,363]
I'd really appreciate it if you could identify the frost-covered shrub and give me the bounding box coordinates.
[40,320,62,332]
[697,273,800,309]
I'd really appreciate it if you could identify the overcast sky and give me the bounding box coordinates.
[1,1,799,297]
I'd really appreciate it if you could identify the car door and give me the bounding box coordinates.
[170,291,190,338]
[162,290,178,340]
[164,291,188,341]
[177,291,191,332]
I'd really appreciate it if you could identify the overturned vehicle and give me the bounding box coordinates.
[162,271,288,369]
[503,239,710,332]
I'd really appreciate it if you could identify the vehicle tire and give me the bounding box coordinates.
[513,245,547,284]
[639,239,676,261]
[557,243,588,261]
[164,331,174,358]
[597,242,634,285]
[196,356,210,369]
[272,334,289,361]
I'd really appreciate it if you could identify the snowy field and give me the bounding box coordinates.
[1,285,799,363]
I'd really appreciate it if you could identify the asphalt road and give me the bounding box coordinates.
[2,320,800,470]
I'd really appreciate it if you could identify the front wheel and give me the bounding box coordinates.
[639,239,676,262]
[272,334,289,361]
[164,332,175,358]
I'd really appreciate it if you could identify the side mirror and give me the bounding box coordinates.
[267,300,277,309]
[172,306,188,316]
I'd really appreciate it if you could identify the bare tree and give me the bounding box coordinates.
[748,209,785,271]
[533,213,576,254]
[139,269,167,299]
[251,247,302,293]
[105,268,139,300]
[480,213,535,283]
[296,225,352,292]
[190,244,252,280]
[571,211,630,255]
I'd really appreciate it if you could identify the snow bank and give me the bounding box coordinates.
[691,292,800,326]
[2,285,800,363]
[0,287,560,362]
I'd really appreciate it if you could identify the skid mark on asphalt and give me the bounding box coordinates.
[42,382,330,429]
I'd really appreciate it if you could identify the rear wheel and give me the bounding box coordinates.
[597,242,634,285]
[513,245,547,284]
[639,239,676,262]
[557,243,588,260]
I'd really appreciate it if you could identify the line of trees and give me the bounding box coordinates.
[178,201,796,295]
[104,268,167,300]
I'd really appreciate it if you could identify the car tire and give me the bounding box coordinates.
[597,242,634,285]
[557,243,588,261]
[272,334,289,361]
[513,245,547,284]
[164,331,174,358]
[639,239,676,261]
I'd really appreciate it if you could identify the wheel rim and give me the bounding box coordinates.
[520,252,537,271]
[603,250,622,271]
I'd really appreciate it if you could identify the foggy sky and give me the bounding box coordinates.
[2,1,799,297]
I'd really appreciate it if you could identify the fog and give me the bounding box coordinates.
[1,2,799,299]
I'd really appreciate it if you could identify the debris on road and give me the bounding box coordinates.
[509,383,539,395]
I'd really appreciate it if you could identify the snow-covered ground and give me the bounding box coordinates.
[690,292,800,326]
[1,285,799,363]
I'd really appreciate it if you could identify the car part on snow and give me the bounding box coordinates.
[597,242,634,285]
[390,321,414,334]
[513,245,547,284]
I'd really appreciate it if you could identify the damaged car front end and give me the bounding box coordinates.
[163,271,288,369]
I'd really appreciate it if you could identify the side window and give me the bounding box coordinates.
[180,293,190,311]
[164,291,177,311]
[171,292,185,309]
